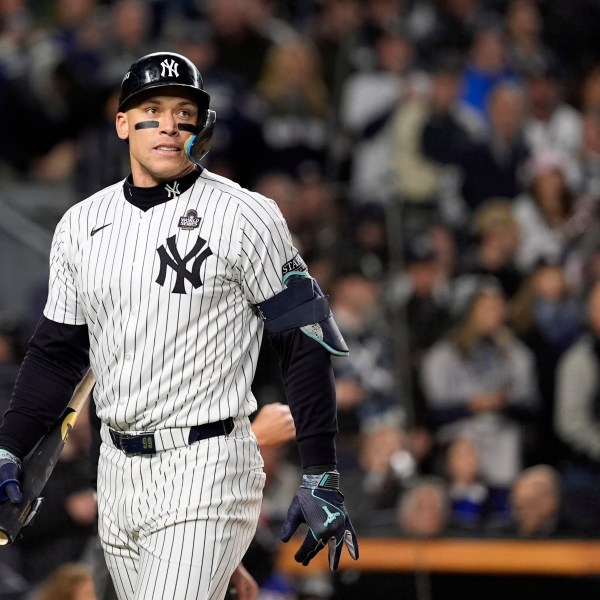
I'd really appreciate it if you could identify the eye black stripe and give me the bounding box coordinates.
[178,123,200,134]
[134,120,159,129]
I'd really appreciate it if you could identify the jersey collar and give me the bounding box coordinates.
[123,166,203,211]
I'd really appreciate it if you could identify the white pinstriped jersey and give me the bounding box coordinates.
[44,169,299,432]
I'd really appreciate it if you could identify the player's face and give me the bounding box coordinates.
[116,90,199,187]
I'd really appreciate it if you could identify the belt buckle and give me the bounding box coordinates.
[114,431,131,451]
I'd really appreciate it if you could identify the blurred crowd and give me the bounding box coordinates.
[2,0,600,598]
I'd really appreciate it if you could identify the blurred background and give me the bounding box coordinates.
[1,0,600,598]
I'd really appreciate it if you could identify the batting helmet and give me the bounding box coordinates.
[119,51,216,164]
[118,51,211,113]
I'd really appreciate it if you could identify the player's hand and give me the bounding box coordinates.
[227,563,258,600]
[280,471,359,571]
[251,403,296,448]
[0,450,22,504]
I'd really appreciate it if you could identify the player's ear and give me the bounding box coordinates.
[116,112,129,140]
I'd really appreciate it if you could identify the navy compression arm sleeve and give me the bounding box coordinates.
[269,328,337,469]
[0,317,89,459]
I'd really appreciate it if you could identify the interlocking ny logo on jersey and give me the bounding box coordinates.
[156,235,212,294]
[161,58,179,78]
[322,505,341,527]
[165,181,180,199]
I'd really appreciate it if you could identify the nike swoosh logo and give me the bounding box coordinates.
[90,223,112,237]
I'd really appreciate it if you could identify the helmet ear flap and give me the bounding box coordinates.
[184,109,217,165]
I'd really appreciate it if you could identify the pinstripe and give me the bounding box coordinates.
[45,168,296,598]
[98,422,263,599]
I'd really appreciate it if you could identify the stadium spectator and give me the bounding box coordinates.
[512,148,579,273]
[244,0,299,45]
[0,0,33,79]
[338,23,425,207]
[444,436,489,533]
[509,259,582,465]
[390,52,482,215]
[418,0,484,63]
[204,0,275,88]
[459,82,529,211]
[307,0,362,107]
[329,273,400,438]
[420,278,538,513]
[97,0,155,86]
[523,57,582,166]
[358,415,412,518]
[15,0,104,180]
[396,476,450,538]
[554,279,600,533]
[491,465,577,538]
[385,232,453,444]
[252,38,330,181]
[459,198,523,300]
[337,203,390,279]
[503,0,552,80]
[255,175,335,298]
[460,22,517,120]
[74,79,127,198]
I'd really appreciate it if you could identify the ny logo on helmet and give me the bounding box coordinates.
[161,58,179,78]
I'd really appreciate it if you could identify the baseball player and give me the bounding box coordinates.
[0,51,358,600]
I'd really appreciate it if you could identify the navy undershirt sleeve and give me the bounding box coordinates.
[0,316,90,459]
[269,328,337,470]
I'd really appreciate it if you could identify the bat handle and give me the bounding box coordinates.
[0,496,43,546]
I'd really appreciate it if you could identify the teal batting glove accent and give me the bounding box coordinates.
[280,471,359,571]
[322,505,341,526]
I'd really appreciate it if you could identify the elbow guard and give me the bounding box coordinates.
[256,274,349,357]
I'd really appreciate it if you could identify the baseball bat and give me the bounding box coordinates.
[0,367,96,546]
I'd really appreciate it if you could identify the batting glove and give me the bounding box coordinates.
[280,471,359,571]
[0,449,21,504]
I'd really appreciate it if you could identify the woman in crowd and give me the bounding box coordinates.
[421,278,538,514]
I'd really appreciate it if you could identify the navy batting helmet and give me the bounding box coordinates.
[119,51,216,164]
[118,52,211,113]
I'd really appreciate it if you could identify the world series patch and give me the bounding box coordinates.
[179,209,201,230]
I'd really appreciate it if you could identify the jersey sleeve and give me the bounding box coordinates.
[238,195,305,305]
[43,211,87,325]
[236,194,339,469]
